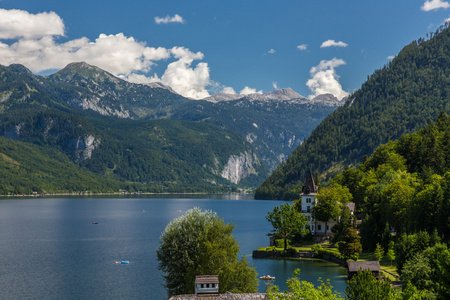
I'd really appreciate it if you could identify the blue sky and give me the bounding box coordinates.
[0,0,449,99]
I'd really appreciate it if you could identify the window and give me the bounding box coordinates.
[326,225,329,230]
[318,225,322,231]
[201,284,204,288]
[206,284,210,288]
[212,284,215,288]
[307,206,310,212]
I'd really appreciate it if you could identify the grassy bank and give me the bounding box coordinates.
[254,242,399,280]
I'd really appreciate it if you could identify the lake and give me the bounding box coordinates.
[0,195,347,299]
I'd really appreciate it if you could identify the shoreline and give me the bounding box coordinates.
[252,249,401,283]
[0,191,255,200]
[252,250,347,266]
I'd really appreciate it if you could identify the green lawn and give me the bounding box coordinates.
[256,245,312,252]
[357,252,399,278]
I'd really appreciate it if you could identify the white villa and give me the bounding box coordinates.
[300,170,354,236]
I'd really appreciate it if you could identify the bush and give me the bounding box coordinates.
[276,238,290,248]
[315,248,344,260]
[281,247,298,257]
[311,244,323,253]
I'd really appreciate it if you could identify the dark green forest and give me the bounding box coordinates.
[325,112,450,298]
[333,112,450,245]
[0,108,268,195]
[256,24,450,200]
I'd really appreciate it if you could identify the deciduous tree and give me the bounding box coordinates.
[374,243,384,261]
[386,241,396,266]
[266,203,308,251]
[345,270,399,300]
[338,227,362,260]
[314,182,352,235]
[156,207,258,296]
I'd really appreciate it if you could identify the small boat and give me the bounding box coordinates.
[92,222,98,224]
[121,261,130,264]
[260,275,275,280]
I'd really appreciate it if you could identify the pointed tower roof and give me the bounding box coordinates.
[302,170,318,195]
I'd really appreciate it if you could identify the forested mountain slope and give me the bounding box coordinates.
[255,24,450,200]
[334,112,450,246]
[0,136,123,194]
[47,62,340,170]
[0,109,267,194]
[0,61,338,173]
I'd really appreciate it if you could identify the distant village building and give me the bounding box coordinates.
[195,275,219,295]
[300,170,355,236]
[347,261,381,279]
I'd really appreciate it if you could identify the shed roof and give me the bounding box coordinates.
[196,275,219,284]
[347,261,381,272]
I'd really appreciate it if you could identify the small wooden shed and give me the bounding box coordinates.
[347,261,381,279]
[195,275,219,295]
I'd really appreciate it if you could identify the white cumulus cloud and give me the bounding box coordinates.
[0,9,217,99]
[267,48,276,54]
[297,44,308,51]
[161,54,210,99]
[154,14,185,24]
[157,46,211,99]
[0,9,65,39]
[306,58,348,100]
[421,0,450,11]
[0,9,64,39]
[240,86,263,95]
[222,87,236,94]
[0,32,171,75]
[320,40,349,48]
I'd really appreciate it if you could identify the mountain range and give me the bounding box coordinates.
[45,62,342,170]
[0,61,340,194]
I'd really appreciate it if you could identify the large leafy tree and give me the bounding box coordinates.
[156,207,258,296]
[313,182,352,235]
[402,243,450,299]
[338,227,362,260]
[266,203,308,251]
[345,270,399,300]
[331,205,353,243]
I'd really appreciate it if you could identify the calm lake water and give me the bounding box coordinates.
[0,195,347,299]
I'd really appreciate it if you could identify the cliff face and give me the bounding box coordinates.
[221,151,260,184]
[68,135,101,162]
[0,112,102,163]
